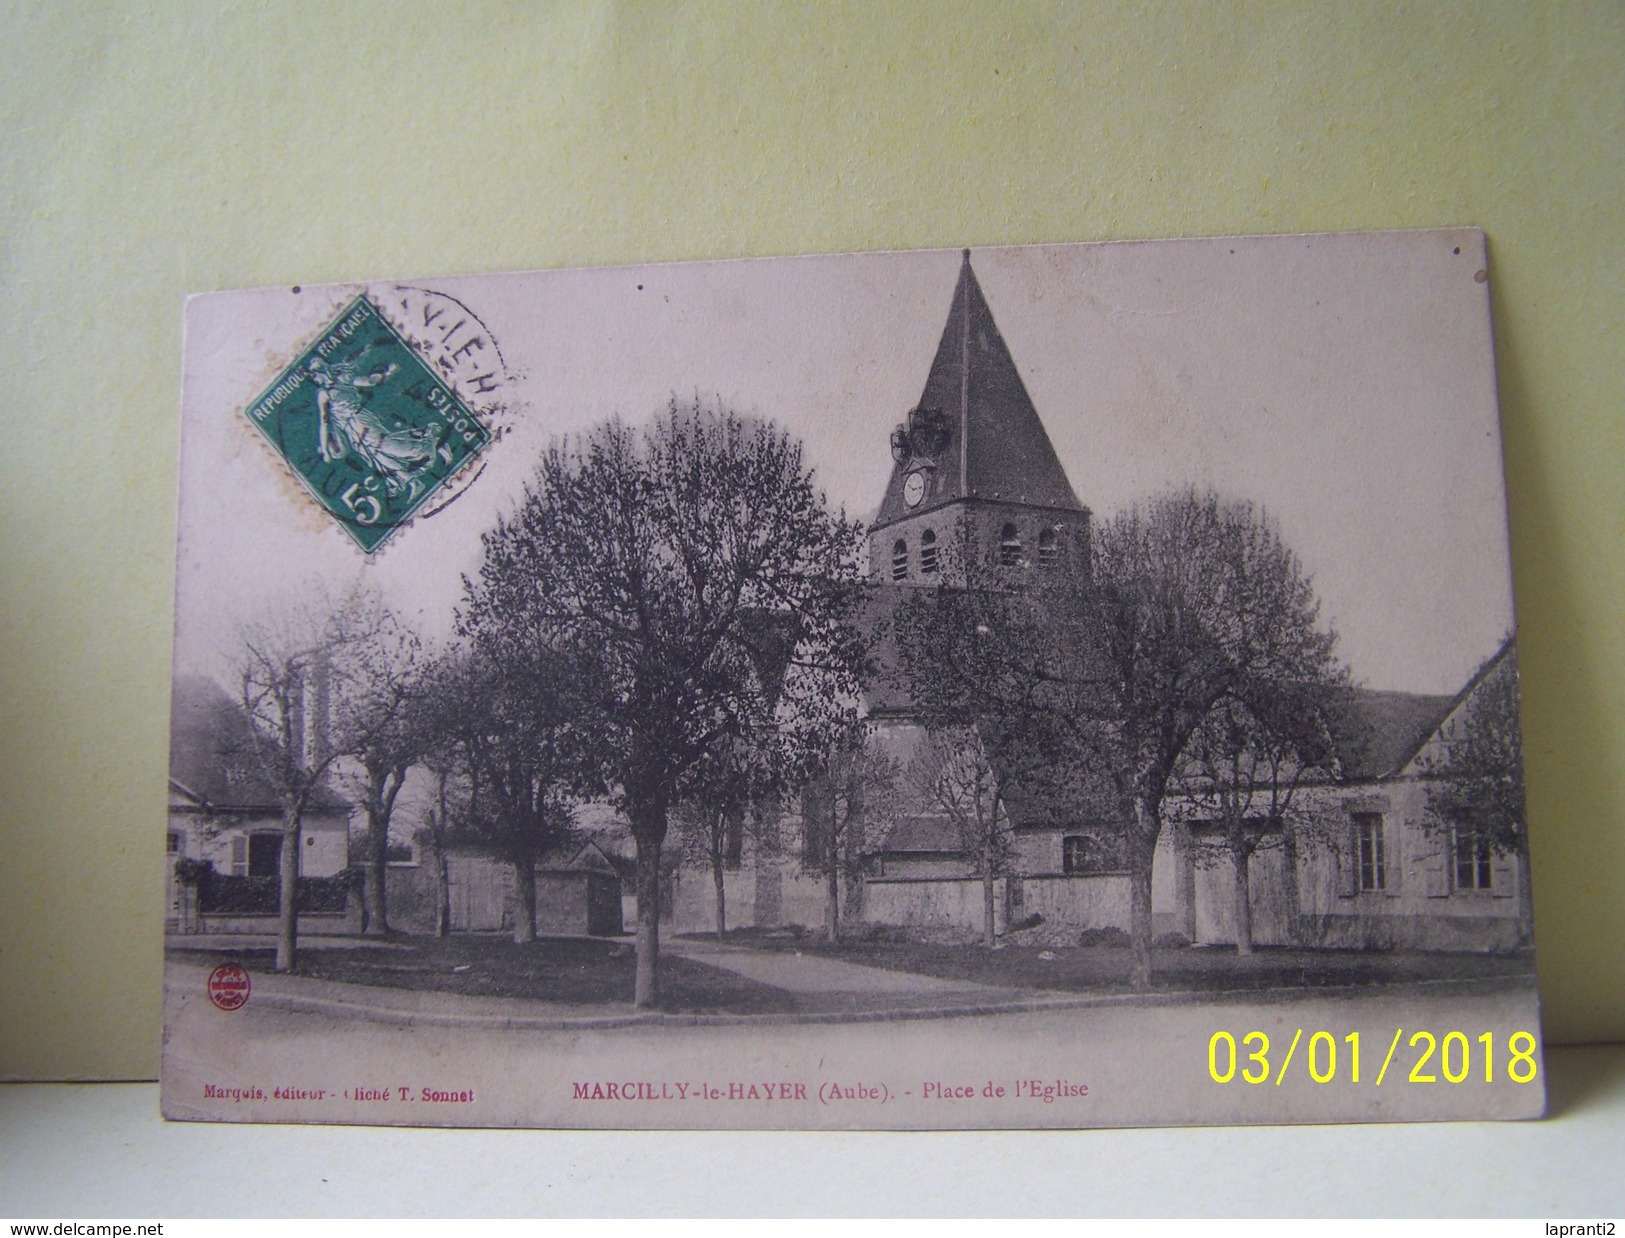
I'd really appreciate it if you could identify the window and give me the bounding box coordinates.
[1353,813,1386,892]
[1453,827,1493,891]
[891,538,908,582]
[919,529,938,575]
[1062,835,1091,875]
[166,831,181,855]
[248,832,283,879]
[999,523,1022,566]
[1038,527,1059,568]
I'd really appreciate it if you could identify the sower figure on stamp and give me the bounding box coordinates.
[309,353,451,502]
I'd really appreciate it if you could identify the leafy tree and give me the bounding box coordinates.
[1087,490,1340,986]
[463,398,864,1005]
[1423,640,1531,943]
[432,643,590,945]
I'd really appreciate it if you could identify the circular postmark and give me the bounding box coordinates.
[207,962,252,1011]
[373,284,517,520]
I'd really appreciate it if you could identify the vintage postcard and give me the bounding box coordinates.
[162,231,1544,1129]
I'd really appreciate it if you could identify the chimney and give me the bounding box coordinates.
[302,653,331,770]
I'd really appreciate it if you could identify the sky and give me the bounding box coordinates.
[174,230,1515,696]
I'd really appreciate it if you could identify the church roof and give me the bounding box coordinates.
[873,251,1085,530]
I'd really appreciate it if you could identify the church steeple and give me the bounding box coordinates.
[870,251,1090,584]
[874,251,1084,530]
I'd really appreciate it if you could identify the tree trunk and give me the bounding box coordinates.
[363,798,390,936]
[712,850,727,942]
[512,857,536,945]
[1231,843,1254,957]
[276,815,301,973]
[825,851,840,944]
[634,836,663,1008]
[434,846,451,938]
[1172,822,1197,942]
[1128,800,1159,989]
[982,868,997,949]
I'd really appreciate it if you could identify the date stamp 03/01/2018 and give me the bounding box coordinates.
[1207,1028,1541,1087]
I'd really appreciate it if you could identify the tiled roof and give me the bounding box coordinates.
[1336,688,1458,781]
[877,814,964,854]
[168,675,348,813]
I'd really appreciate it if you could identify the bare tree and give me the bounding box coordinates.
[335,606,429,936]
[800,732,902,944]
[909,730,1015,947]
[1169,516,1349,954]
[412,651,479,939]
[1177,679,1346,954]
[462,398,864,1004]
[415,763,461,938]
[231,598,378,972]
[893,529,1105,946]
[895,492,1344,985]
[673,733,767,940]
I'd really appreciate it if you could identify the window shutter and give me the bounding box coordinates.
[230,835,247,877]
[1384,817,1404,897]
[1491,854,1516,898]
[1421,835,1450,898]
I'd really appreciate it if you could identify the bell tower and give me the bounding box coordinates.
[870,251,1091,586]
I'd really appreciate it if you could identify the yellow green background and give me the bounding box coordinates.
[1,2,1620,1080]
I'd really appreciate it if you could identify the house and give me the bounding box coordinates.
[1281,642,1528,952]
[165,675,352,931]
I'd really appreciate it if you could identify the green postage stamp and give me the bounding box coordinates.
[244,295,491,552]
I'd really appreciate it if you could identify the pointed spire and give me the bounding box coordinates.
[874,252,1084,528]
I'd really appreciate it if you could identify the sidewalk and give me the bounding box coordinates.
[165,932,409,953]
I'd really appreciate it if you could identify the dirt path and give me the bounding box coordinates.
[665,935,1022,997]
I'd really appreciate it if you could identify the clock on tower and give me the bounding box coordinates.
[903,471,926,507]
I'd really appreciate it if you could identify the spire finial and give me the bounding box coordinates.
[962,248,972,264]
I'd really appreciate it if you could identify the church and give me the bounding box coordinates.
[666,251,1531,953]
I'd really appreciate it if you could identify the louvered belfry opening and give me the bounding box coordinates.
[867,250,1092,587]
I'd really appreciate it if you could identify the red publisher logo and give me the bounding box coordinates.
[207,963,251,1011]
